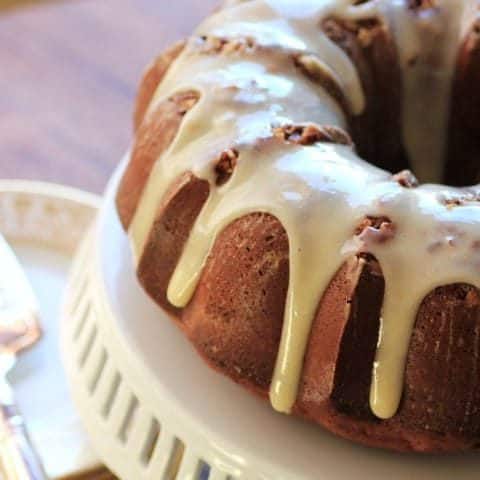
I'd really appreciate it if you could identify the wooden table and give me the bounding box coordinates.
[0,0,217,477]
[0,0,218,194]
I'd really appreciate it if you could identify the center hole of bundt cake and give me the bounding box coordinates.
[346,90,480,188]
[319,11,480,187]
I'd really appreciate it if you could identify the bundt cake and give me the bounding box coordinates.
[116,0,480,453]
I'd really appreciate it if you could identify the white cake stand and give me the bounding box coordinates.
[61,166,480,480]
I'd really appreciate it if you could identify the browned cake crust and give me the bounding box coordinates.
[136,189,480,451]
[134,41,186,132]
[446,18,480,186]
[321,17,409,173]
[116,89,198,229]
[116,13,480,452]
[138,172,209,316]
[116,42,190,229]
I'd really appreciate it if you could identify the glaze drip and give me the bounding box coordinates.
[128,0,480,420]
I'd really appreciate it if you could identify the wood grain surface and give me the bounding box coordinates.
[0,0,218,193]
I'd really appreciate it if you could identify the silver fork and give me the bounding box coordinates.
[0,234,47,479]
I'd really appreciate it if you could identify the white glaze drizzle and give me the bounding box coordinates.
[128,0,480,419]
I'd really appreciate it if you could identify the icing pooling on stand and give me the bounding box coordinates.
[128,0,480,420]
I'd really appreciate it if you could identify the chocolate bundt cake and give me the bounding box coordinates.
[116,0,480,453]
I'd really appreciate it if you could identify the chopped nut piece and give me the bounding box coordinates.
[393,170,419,188]
[355,216,396,244]
[214,149,239,186]
[273,124,352,146]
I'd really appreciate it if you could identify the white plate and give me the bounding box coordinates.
[62,166,480,480]
[0,180,102,479]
